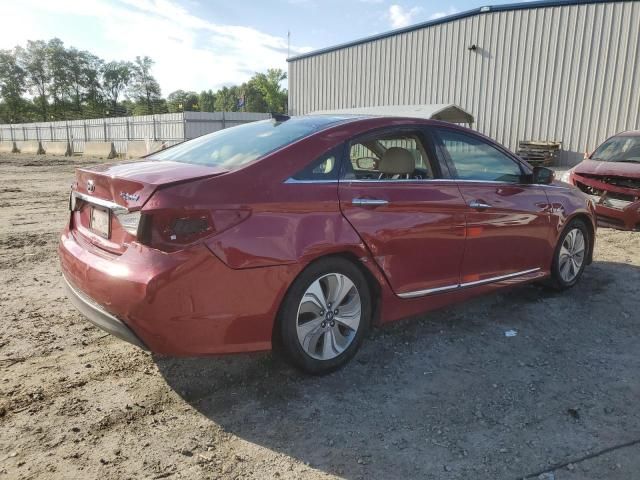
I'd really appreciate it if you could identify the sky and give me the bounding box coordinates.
[1,0,522,95]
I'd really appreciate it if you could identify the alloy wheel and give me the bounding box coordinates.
[296,273,361,360]
[558,228,586,283]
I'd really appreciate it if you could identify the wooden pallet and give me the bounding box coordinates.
[518,140,562,166]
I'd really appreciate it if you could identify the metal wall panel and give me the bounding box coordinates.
[288,1,640,165]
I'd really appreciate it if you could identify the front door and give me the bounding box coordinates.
[338,127,467,297]
[430,126,552,284]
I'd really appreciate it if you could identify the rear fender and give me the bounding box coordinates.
[206,209,372,269]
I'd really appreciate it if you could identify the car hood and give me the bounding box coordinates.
[574,159,640,179]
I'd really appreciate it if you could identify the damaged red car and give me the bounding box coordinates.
[561,130,640,231]
[59,115,597,374]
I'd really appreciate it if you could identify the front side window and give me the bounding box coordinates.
[591,135,640,163]
[344,132,435,181]
[151,116,350,169]
[434,128,522,183]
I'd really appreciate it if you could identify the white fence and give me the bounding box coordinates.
[0,111,271,154]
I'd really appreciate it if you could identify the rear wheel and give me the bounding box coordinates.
[549,219,590,290]
[278,258,371,375]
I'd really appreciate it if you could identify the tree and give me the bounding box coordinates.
[18,40,50,120]
[0,35,289,121]
[251,68,288,113]
[47,38,71,119]
[129,56,162,115]
[214,86,237,112]
[83,54,106,117]
[167,90,198,112]
[241,79,268,112]
[65,48,103,116]
[199,89,216,112]
[0,48,27,122]
[102,61,132,115]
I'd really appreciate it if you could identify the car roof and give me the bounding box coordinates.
[310,104,475,124]
[617,130,640,137]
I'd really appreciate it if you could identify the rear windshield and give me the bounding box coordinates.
[590,135,640,163]
[151,116,349,168]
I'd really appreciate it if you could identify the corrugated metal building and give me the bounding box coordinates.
[287,0,640,165]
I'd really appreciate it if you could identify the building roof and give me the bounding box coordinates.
[288,0,626,62]
[312,104,475,124]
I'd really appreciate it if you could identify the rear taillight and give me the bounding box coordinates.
[138,209,250,252]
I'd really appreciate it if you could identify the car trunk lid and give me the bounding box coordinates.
[71,160,227,254]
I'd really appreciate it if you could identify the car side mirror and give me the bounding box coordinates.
[532,166,554,184]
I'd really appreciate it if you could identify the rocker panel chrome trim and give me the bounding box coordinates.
[397,267,541,299]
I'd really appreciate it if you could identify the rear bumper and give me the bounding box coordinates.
[63,274,148,350]
[59,228,299,355]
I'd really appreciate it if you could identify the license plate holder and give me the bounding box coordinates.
[89,205,111,239]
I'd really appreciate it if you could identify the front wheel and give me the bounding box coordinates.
[277,258,372,375]
[549,219,591,290]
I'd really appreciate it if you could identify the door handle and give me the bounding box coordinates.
[469,200,492,209]
[352,198,389,207]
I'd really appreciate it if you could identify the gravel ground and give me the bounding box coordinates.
[1,153,639,480]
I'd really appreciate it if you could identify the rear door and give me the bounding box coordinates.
[338,127,467,297]
[430,127,552,284]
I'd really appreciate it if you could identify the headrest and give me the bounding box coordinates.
[379,147,415,175]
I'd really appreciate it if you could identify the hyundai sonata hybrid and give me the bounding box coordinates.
[59,115,597,374]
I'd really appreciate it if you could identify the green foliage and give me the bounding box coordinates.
[214,86,238,112]
[129,56,162,115]
[199,90,216,112]
[18,40,50,120]
[0,37,288,124]
[102,61,133,115]
[0,48,27,122]
[252,68,288,113]
[167,90,199,112]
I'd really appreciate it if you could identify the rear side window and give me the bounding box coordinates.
[434,128,522,183]
[151,116,349,169]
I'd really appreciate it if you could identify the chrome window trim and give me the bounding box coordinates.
[284,178,339,184]
[71,191,129,214]
[282,177,563,187]
[341,178,443,183]
[340,178,523,185]
[397,267,541,299]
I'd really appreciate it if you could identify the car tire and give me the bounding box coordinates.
[548,218,591,290]
[277,257,372,375]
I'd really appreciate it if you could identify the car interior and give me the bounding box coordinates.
[345,134,436,180]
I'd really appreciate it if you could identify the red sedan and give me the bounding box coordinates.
[59,115,596,374]
[561,130,640,231]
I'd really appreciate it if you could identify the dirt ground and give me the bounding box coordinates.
[1,153,639,480]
